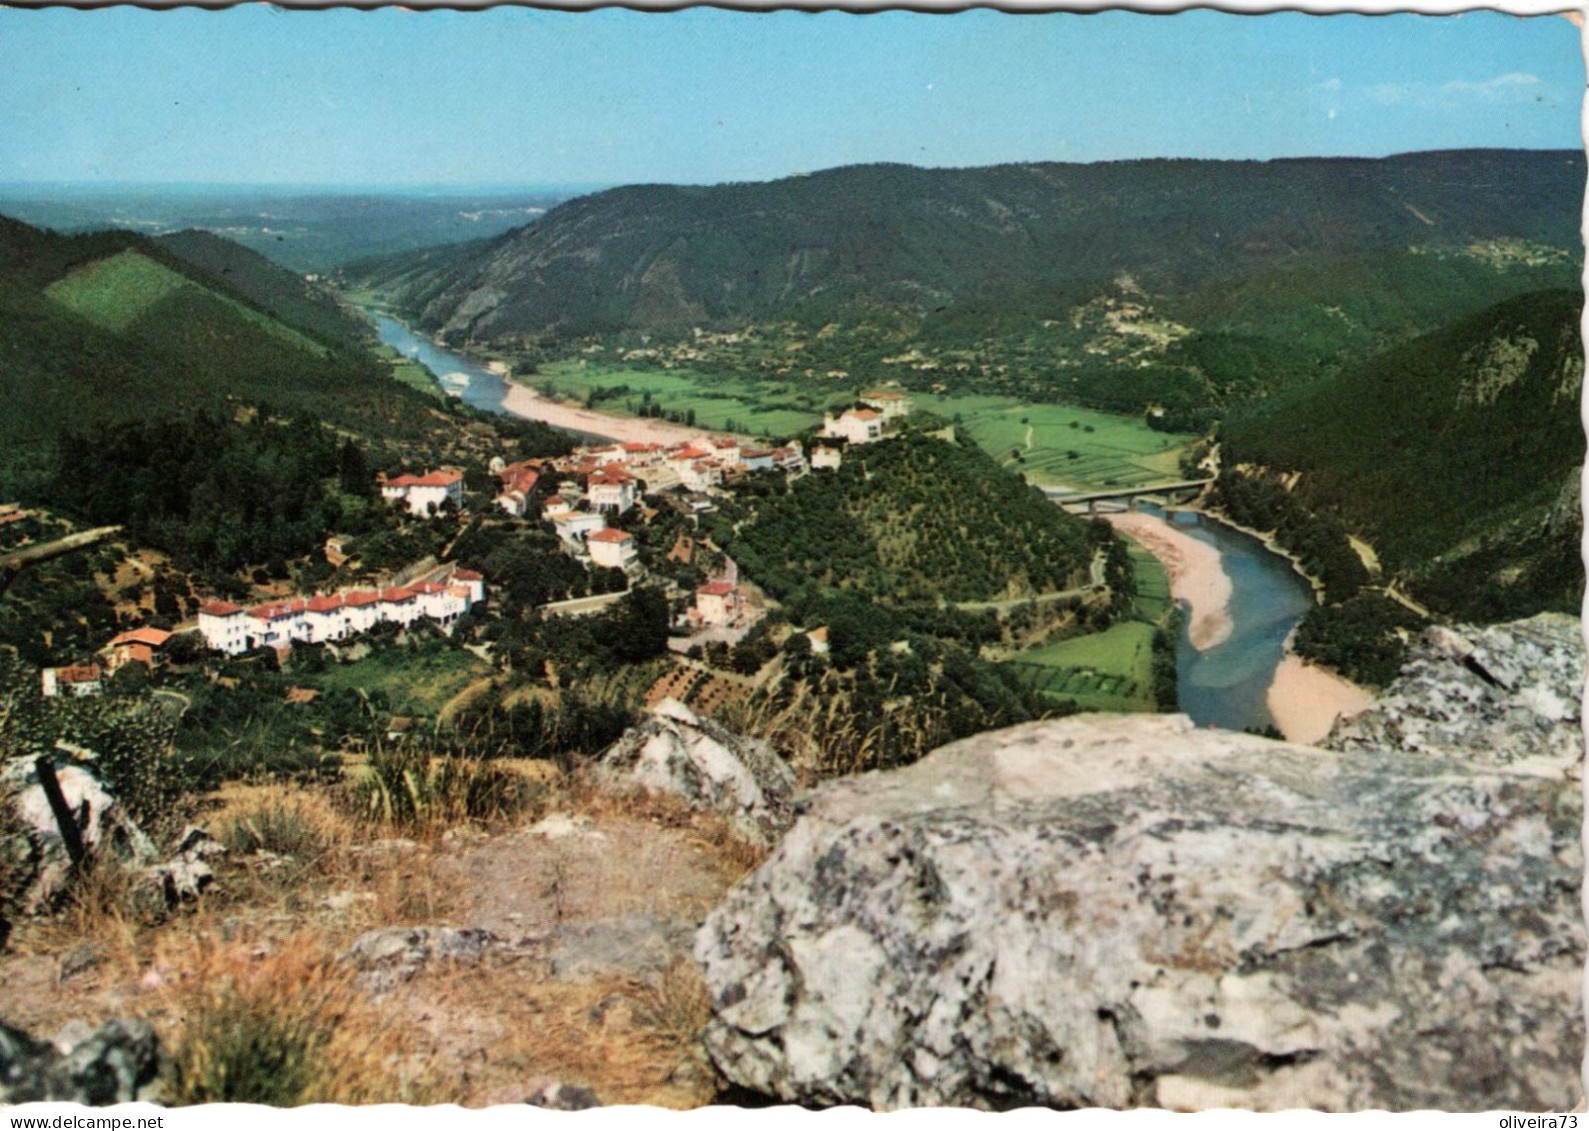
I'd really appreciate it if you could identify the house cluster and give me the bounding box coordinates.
[196,566,485,656]
[379,469,465,517]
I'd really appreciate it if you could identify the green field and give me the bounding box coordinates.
[535,360,822,438]
[46,249,327,355]
[374,344,447,399]
[312,646,489,717]
[530,360,1189,490]
[933,394,1189,491]
[1002,534,1176,713]
[1004,621,1157,712]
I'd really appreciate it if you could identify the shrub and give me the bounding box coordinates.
[163,941,418,1106]
[340,742,542,832]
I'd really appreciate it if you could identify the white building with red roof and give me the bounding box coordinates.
[587,528,639,571]
[693,580,741,627]
[449,568,486,604]
[811,443,843,471]
[378,587,422,628]
[859,389,913,419]
[247,599,309,651]
[343,589,383,634]
[41,663,103,699]
[198,601,250,655]
[552,509,608,546]
[587,466,638,515]
[304,594,351,644]
[823,407,883,445]
[380,468,465,517]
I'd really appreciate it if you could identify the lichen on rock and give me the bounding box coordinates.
[694,616,1585,1111]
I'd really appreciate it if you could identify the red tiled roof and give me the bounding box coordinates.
[412,581,447,594]
[588,467,635,485]
[852,408,879,420]
[452,568,484,581]
[743,449,773,459]
[200,601,243,617]
[248,600,305,621]
[698,581,736,598]
[306,595,345,614]
[108,627,172,649]
[385,469,463,489]
[672,447,711,461]
[587,529,633,544]
[344,590,381,607]
[622,442,658,453]
[57,664,102,683]
[379,587,416,603]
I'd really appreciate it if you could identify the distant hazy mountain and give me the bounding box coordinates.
[0,186,588,272]
[349,150,1583,342]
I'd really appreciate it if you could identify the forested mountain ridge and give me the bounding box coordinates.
[1220,287,1583,627]
[349,149,1582,344]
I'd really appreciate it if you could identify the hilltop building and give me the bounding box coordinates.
[380,469,465,517]
[822,407,883,445]
[859,389,913,419]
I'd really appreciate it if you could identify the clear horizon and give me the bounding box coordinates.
[1,7,1579,187]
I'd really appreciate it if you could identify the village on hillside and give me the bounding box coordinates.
[28,390,915,705]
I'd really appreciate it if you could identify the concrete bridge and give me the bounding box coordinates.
[1043,479,1213,513]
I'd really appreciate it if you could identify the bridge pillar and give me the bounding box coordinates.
[1127,496,1138,513]
[1087,499,1096,515]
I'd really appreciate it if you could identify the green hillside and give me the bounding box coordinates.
[0,215,444,496]
[1221,288,1583,623]
[156,229,374,344]
[716,433,1093,606]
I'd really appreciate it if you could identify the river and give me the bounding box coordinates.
[1153,507,1315,734]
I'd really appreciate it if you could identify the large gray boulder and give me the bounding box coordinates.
[695,619,1584,1111]
[597,699,796,843]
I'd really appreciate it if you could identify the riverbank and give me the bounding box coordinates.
[1266,649,1374,744]
[1201,506,1327,601]
[1103,511,1232,651]
[501,382,722,446]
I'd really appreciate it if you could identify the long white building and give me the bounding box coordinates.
[197,566,485,655]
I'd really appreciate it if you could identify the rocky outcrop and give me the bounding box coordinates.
[1,754,219,920]
[0,1019,161,1104]
[695,618,1584,1111]
[597,699,795,843]
[1325,612,1582,766]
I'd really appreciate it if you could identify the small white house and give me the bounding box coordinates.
[587,528,640,571]
[694,580,740,627]
[811,444,843,471]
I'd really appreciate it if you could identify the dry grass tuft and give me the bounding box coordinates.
[337,743,549,835]
[154,932,429,1106]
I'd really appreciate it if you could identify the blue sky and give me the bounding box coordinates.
[0,7,1580,187]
